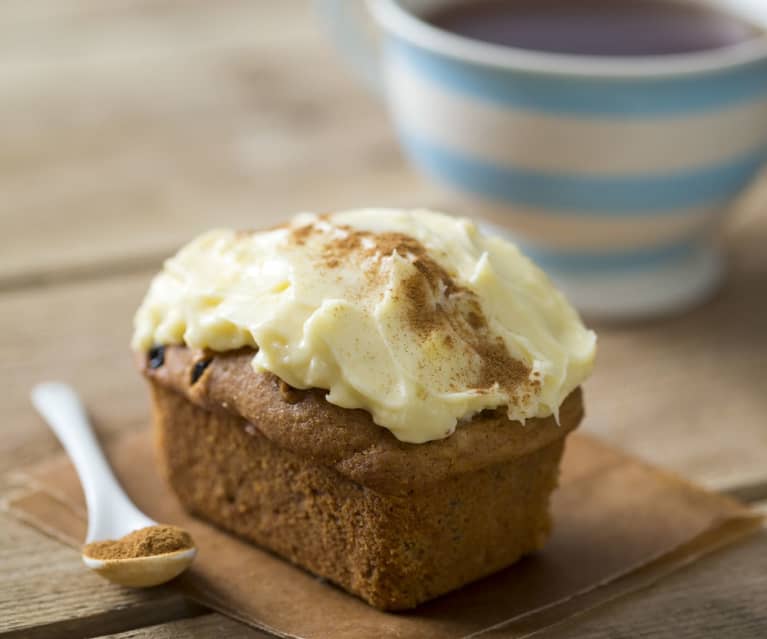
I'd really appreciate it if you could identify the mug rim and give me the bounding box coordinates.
[370,0,767,78]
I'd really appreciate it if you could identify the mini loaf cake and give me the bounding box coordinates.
[133,209,596,610]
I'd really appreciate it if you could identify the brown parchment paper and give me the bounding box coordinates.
[6,431,761,639]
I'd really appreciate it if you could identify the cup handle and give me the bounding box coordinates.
[315,0,383,95]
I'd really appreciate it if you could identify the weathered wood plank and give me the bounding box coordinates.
[536,530,767,639]
[93,613,270,639]
[725,479,767,505]
[582,180,767,491]
[0,272,153,476]
[0,0,438,289]
[0,512,204,637]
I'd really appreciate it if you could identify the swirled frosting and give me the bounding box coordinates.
[133,209,596,443]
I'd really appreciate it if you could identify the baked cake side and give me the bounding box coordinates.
[150,381,567,610]
[142,345,583,495]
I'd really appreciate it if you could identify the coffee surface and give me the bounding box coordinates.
[425,0,761,56]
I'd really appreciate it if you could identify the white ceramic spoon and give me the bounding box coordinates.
[31,382,196,587]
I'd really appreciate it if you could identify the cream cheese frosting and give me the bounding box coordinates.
[132,209,596,443]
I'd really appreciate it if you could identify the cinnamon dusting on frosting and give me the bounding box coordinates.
[132,209,596,443]
[288,221,531,398]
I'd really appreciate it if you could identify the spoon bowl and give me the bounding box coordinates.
[82,547,197,587]
[31,382,197,588]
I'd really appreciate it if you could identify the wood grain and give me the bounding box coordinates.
[94,614,271,638]
[0,272,153,476]
[0,0,439,290]
[583,189,767,491]
[537,530,767,639]
[0,512,204,637]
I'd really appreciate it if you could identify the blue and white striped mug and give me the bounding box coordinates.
[321,0,767,317]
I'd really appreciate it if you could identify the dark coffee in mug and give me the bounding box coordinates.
[425,0,762,56]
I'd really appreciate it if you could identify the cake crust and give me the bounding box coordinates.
[150,381,568,609]
[142,346,583,496]
[142,345,582,608]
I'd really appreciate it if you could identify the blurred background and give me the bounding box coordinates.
[2,1,766,498]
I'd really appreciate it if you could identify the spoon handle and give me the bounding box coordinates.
[31,382,155,542]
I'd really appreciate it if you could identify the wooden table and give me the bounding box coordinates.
[2,2,766,637]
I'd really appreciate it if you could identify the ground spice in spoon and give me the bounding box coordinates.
[83,525,193,560]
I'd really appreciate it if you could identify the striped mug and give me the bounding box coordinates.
[319,0,767,317]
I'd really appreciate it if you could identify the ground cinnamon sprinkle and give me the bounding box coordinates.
[286,220,532,399]
[82,525,193,560]
[289,223,313,246]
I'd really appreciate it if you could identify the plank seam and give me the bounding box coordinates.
[0,598,208,639]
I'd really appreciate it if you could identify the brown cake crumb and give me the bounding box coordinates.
[83,525,193,560]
